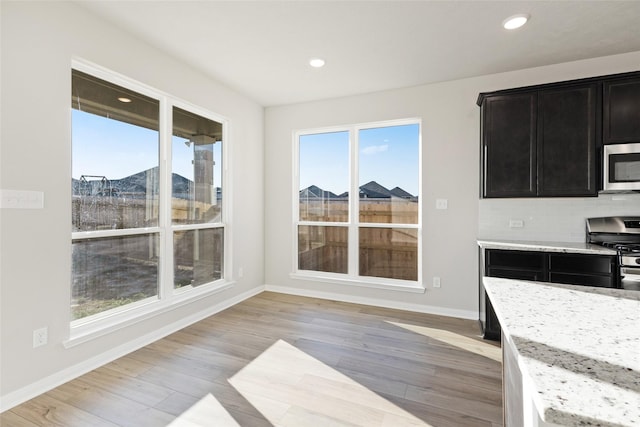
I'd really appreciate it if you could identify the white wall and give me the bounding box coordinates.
[0,2,264,405]
[264,51,640,319]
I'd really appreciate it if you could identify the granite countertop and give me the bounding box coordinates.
[477,239,617,255]
[483,277,640,426]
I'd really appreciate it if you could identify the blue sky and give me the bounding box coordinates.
[73,110,417,195]
[299,123,419,196]
[72,110,220,184]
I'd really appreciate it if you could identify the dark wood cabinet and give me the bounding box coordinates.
[548,252,616,287]
[481,249,617,340]
[482,94,537,197]
[537,84,599,196]
[603,74,640,144]
[480,83,599,198]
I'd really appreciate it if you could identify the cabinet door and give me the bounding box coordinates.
[537,84,599,196]
[483,93,537,198]
[604,76,640,144]
[483,295,501,341]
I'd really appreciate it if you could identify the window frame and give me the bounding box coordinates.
[68,59,232,345]
[292,119,424,293]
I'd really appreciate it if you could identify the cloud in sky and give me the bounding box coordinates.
[361,144,389,155]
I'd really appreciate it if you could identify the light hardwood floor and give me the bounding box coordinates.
[1,292,503,427]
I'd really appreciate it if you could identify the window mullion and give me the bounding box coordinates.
[159,97,173,301]
[348,127,359,277]
[292,131,300,274]
[222,120,231,282]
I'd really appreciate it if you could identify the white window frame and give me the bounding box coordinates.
[291,118,424,293]
[67,59,233,346]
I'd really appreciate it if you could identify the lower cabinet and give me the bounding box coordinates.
[481,249,617,340]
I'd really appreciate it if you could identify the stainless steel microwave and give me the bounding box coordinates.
[603,143,640,192]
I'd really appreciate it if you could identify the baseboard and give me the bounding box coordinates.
[0,285,265,413]
[264,284,477,320]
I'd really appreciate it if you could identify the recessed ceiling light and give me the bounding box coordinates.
[503,14,529,30]
[309,58,325,68]
[117,97,132,103]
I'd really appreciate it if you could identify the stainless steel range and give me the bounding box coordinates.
[587,216,640,290]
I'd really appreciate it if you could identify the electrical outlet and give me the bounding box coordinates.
[435,199,448,210]
[238,267,244,278]
[433,277,441,288]
[33,327,48,348]
[509,219,524,228]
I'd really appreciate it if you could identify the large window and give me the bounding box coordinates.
[71,63,227,329]
[295,120,421,289]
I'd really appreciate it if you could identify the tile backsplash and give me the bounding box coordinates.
[478,193,640,242]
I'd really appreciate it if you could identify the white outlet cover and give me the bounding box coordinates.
[509,219,524,228]
[33,327,48,348]
[435,199,448,210]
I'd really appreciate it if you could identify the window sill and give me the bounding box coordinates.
[64,280,234,348]
[289,272,426,294]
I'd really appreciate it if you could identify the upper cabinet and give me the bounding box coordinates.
[537,84,599,197]
[603,75,640,144]
[482,93,537,197]
[480,82,599,198]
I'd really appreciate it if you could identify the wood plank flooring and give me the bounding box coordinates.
[1,292,503,427]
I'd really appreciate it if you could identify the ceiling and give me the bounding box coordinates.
[79,1,640,107]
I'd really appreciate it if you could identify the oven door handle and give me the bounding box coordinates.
[621,266,640,276]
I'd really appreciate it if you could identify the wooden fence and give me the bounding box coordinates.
[298,220,418,281]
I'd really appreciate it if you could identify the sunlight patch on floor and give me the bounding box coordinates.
[228,339,433,427]
[168,393,241,427]
[386,321,502,363]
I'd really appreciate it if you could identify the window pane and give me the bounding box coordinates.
[172,107,223,225]
[72,234,159,320]
[299,132,349,222]
[359,124,419,224]
[174,228,224,289]
[359,228,418,281]
[298,225,348,273]
[72,70,160,232]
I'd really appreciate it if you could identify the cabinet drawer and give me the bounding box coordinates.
[486,250,546,270]
[549,273,614,288]
[548,253,614,275]
[487,267,544,281]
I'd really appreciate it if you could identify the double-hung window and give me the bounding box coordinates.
[295,119,422,291]
[71,62,228,337]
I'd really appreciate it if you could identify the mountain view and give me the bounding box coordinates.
[72,166,220,200]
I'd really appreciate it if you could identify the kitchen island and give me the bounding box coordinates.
[483,277,640,427]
